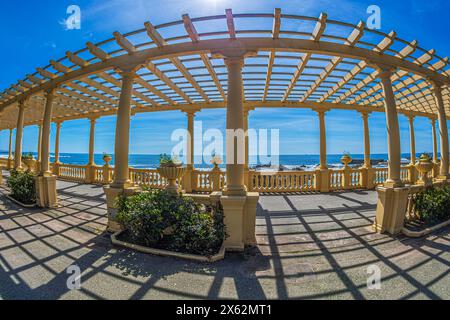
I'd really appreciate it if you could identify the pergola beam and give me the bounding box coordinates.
[282,13,327,101]
[0,33,448,122]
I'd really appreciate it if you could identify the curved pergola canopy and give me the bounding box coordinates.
[0,9,449,129]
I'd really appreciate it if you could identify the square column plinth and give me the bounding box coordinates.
[435,175,450,185]
[35,175,58,208]
[220,191,260,251]
[373,186,410,235]
[104,185,141,232]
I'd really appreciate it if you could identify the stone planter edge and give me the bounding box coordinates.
[402,218,450,238]
[111,230,225,262]
[5,194,37,208]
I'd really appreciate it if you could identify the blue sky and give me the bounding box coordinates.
[0,0,448,155]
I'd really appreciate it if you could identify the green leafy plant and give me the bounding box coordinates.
[159,154,182,167]
[342,151,351,157]
[419,153,432,162]
[22,153,34,160]
[116,189,226,255]
[172,201,225,255]
[414,186,450,225]
[6,170,36,205]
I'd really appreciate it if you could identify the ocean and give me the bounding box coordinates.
[0,151,429,170]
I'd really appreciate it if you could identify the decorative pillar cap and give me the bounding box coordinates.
[115,64,143,77]
[314,107,330,114]
[211,49,258,66]
[44,88,56,97]
[359,110,371,117]
[244,106,256,113]
[181,107,200,115]
[374,64,397,79]
[428,78,444,92]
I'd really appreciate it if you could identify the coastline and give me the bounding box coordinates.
[0,151,428,171]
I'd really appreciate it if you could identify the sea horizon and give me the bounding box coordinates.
[0,151,437,170]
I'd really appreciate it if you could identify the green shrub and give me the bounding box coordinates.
[22,152,35,160]
[172,202,225,255]
[6,170,36,204]
[159,154,182,167]
[414,186,450,225]
[116,189,226,255]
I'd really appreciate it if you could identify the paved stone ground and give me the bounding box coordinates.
[0,179,448,300]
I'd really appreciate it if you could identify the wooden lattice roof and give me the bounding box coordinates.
[0,9,449,130]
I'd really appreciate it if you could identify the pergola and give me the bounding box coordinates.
[1,9,449,249]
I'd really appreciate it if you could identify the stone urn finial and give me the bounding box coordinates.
[415,153,434,187]
[210,155,223,170]
[22,153,36,172]
[103,153,112,166]
[341,153,353,169]
[157,154,186,193]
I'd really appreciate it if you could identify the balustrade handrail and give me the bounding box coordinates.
[6,161,441,194]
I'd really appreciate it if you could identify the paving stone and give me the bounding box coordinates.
[0,179,448,300]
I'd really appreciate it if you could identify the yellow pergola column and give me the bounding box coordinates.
[223,54,246,196]
[360,111,374,189]
[374,66,409,235]
[104,66,141,232]
[53,121,62,176]
[315,109,330,192]
[318,110,328,170]
[430,118,439,177]
[408,116,416,164]
[183,110,196,193]
[88,118,97,166]
[35,89,58,208]
[407,115,417,183]
[361,111,372,169]
[431,118,438,163]
[243,108,255,190]
[14,100,26,170]
[432,82,450,181]
[213,50,259,251]
[244,109,250,172]
[85,117,97,183]
[111,70,137,189]
[54,122,62,164]
[40,91,54,176]
[37,124,42,172]
[379,67,403,188]
[7,128,13,169]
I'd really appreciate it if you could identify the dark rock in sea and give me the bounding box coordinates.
[348,159,385,166]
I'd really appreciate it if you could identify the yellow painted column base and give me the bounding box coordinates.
[182,168,193,193]
[35,175,58,208]
[435,175,450,185]
[373,186,410,235]
[52,162,60,176]
[317,168,330,193]
[244,192,260,246]
[219,191,260,251]
[366,167,375,189]
[85,164,96,184]
[407,164,418,184]
[104,185,141,232]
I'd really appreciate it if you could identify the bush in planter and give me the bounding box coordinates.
[159,153,182,167]
[116,190,174,246]
[116,189,226,255]
[414,186,450,225]
[22,152,35,160]
[6,170,36,204]
[172,202,226,255]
